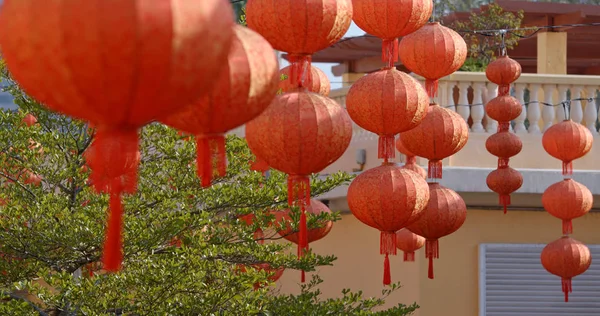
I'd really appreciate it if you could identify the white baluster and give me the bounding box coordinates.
[485,83,499,133]
[446,82,457,112]
[556,85,569,122]
[528,84,541,134]
[584,86,598,135]
[513,84,527,134]
[570,86,584,124]
[542,84,556,132]
[471,83,486,133]
[457,82,471,128]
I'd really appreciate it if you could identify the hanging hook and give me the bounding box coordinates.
[499,30,507,56]
[562,100,572,121]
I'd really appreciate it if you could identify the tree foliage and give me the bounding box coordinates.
[0,61,416,315]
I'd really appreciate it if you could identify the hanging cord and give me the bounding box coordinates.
[441,97,594,111]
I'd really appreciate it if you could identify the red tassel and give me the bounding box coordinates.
[383,254,391,285]
[380,231,397,255]
[196,135,226,188]
[498,158,509,168]
[102,190,124,272]
[404,252,415,262]
[288,54,313,89]
[287,175,311,207]
[301,270,306,283]
[425,239,439,279]
[562,161,573,176]
[562,219,573,235]
[378,135,396,162]
[425,79,439,99]
[562,278,572,302]
[499,194,511,214]
[298,204,308,256]
[381,38,399,69]
[427,160,443,179]
[497,122,510,132]
[498,84,510,96]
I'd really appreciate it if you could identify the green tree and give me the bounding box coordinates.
[0,65,417,314]
[452,3,524,71]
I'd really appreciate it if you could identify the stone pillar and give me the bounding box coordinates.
[537,32,567,75]
[342,72,365,87]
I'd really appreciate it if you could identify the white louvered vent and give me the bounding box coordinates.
[479,243,600,316]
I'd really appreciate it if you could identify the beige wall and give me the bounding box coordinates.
[278,209,600,316]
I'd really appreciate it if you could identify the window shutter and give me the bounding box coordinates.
[479,243,600,316]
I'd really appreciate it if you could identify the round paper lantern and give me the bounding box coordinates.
[238,263,285,290]
[239,214,265,245]
[279,65,331,96]
[274,199,333,245]
[485,56,522,95]
[396,228,425,262]
[542,179,592,234]
[352,0,432,67]
[542,120,593,175]
[250,156,270,176]
[398,22,467,97]
[486,95,522,132]
[347,163,429,285]
[485,132,523,168]
[346,69,428,161]
[400,104,469,179]
[162,25,279,187]
[541,236,591,302]
[0,0,234,271]
[486,167,523,214]
[407,183,466,279]
[22,114,37,127]
[246,0,352,88]
[246,91,352,280]
[396,136,427,179]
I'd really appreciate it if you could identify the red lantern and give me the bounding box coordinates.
[485,96,522,132]
[279,65,331,96]
[400,104,469,179]
[22,114,37,127]
[398,22,467,97]
[486,167,522,214]
[239,214,265,245]
[541,236,591,302]
[485,132,522,168]
[346,69,428,161]
[396,228,425,262]
[274,199,333,244]
[542,179,592,234]
[0,0,234,272]
[347,163,429,285]
[250,157,270,176]
[238,263,285,290]
[407,183,466,279]
[485,56,522,95]
[542,120,593,175]
[162,25,279,187]
[246,91,352,281]
[396,136,426,179]
[246,0,352,88]
[352,0,432,67]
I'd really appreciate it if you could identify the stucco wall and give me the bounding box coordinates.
[277,209,600,316]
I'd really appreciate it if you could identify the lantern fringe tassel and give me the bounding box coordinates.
[562,161,573,176]
[196,135,227,188]
[288,54,313,89]
[562,277,572,302]
[255,228,265,245]
[406,156,417,165]
[378,135,396,162]
[425,79,439,99]
[380,231,397,286]
[404,251,415,262]
[562,220,573,235]
[498,122,510,133]
[428,160,443,179]
[89,129,140,272]
[425,239,439,279]
[381,38,399,69]
[499,84,510,96]
[499,194,511,214]
[288,175,311,283]
[498,157,509,168]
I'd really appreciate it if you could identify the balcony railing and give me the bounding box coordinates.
[330,71,600,137]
